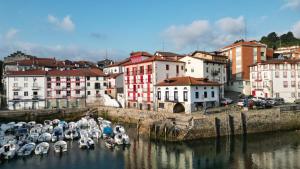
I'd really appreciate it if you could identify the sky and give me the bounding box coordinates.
[0,0,300,61]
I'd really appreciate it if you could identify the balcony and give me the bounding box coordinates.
[12,86,22,91]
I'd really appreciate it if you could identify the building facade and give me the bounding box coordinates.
[180,53,226,98]
[220,40,271,95]
[156,76,220,113]
[250,60,300,102]
[123,52,185,111]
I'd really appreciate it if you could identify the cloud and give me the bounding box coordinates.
[47,15,75,32]
[163,16,245,50]
[292,20,300,38]
[90,32,107,40]
[282,0,300,10]
[216,16,245,34]
[4,28,19,40]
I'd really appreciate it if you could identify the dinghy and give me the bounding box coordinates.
[51,126,64,142]
[42,125,53,133]
[35,142,49,155]
[0,143,19,159]
[44,120,52,126]
[38,133,52,142]
[114,134,130,145]
[113,125,126,135]
[53,140,67,153]
[64,129,79,140]
[17,143,35,156]
[89,128,102,139]
[78,137,94,149]
[28,133,39,143]
[102,126,113,138]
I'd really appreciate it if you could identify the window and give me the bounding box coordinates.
[76,77,80,81]
[56,77,60,81]
[211,91,215,98]
[47,83,51,88]
[56,83,60,86]
[140,66,144,74]
[176,65,179,74]
[283,81,288,88]
[67,83,71,88]
[157,91,161,100]
[47,77,51,81]
[292,71,296,78]
[87,82,90,87]
[165,91,169,101]
[24,83,28,87]
[275,71,279,78]
[283,71,287,78]
[87,91,91,95]
[56,90,61,95]
[76,90,80,94]
[96,77,99,81]
[195,92,199,99]
[33,91,38,96]
[204,91,207,98]
[126,68,130,76]
[183,91,188,101]
[159,103,164,108]
[206,67,209,73]
[66,77,71,81]
[87,76,90,81]
[76,83,80,86]
[292,81,296,87]
[174,91,178,100]
[67,91,71,96]
[166,65,169,70]
[181,66,184,70]
[47,91,51,97]
[275,93,280,98]
[14,92,18,96]
[24,92,28,96]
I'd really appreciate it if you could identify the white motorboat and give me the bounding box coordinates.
[42,125,53,133]
[51,126,64,142]
[100,120,112,131]
[113,125,126,135]
[17,143,36,156]
[68,122,77,130]
[53,141,67,153]
[0,135,16,147]
[79,129,89,138]
[52,119,60,126]
[44,120,52,126]
[30,127,42,135]
[28,133,39,143]
[38,133,52,142]
[58,121,68,130]
[27,121,36,128]
[77,118,89,129]
[64,129,79,140]
[89,128,102,139]
[78,137,94,149]
[0,143,19,159]
[35,142,50,155]
[114,134,130,145]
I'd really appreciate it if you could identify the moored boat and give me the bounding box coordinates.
[53,140,67,153]
[35,142,50,155]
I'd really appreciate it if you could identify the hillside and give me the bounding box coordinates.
[260,32,300,49]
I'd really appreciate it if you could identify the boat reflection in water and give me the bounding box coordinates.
[2,127,300,169]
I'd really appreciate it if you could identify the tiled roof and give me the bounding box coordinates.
[6,68,105,77]
[130,51,152,57]
[191,51,227,58]
[107,73,123,79]
[123,55,185,66]
[249,59,300,67]
[222,40,266,50]
[156,76,221,86]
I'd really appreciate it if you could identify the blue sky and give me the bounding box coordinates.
[0,0,300,61]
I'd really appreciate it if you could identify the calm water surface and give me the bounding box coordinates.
[2,127,300,169]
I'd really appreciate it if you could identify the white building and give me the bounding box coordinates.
[6,70,47,110]
[180,54,226,98]
[156,76,220,113]
[250,59,300,102]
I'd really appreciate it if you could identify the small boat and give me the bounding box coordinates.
[38,133,52,142]
[28,133,39,143]
[53,141,67,153]
[27,121,36,128]
[113,125,126,135]
[52,126,64,142]
[64,129,79,140]
[68,122,77,130]
[30,127,42,135]
[89,128,102,139]
[78,137,94,149]
[79,130,89,138]
[77,118,89,129]
[114,134,130,145]
[42,125,53,133]
[0,143,19,159]
[100,120,112,131]
[102,126,113,138]
[104,138,115,149]
[44,120,52,126]
[17,143,36,156]
[35,142,50,155]
[52,119,60,126]
[58,121,68,130]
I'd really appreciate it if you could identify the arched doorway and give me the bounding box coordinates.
[173,103,185,113]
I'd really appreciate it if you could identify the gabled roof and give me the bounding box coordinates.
[191,51,227,58]
[249,59,300,67]
[123,55,185,66]
[222,40,267,50]
[6,70,47,76]
[156,76,221,86]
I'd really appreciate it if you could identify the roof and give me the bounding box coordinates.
[186,55,227,64]
[107,73,123,79]
[123,55,185,66]
[156,76,221,86]
[130,51,152,57]
[249,59,300,67]
[191,51,227,58]
[106,58,131,68]
[6,68,105,77]
[6,70,47,76]
[222,40,267,50]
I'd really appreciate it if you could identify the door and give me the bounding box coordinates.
[252,90,256,96]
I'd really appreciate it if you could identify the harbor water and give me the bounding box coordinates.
[2,126,300,169]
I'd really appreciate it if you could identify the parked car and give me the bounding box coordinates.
[237,99,254,108]
[294,99,300,104]
[220,98,233,105]
[274,98,285,105]
[254,100,273,109]
[266,98,277,105]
